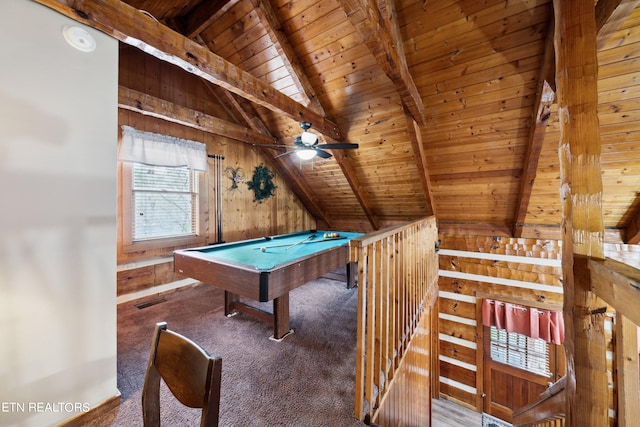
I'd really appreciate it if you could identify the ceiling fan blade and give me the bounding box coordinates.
[274,151,297,159]
[315,143,359,150]
[257,144,294,148]
[315,149,332,159]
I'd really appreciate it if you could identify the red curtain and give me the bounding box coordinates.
[482,299,565,345]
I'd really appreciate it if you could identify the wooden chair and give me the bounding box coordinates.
[142,322,222,427]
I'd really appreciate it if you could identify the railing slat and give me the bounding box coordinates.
[351,217,438,424]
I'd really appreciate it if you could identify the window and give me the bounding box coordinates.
[489,326,551,377]
[131,163,200,241]
[121,161,207,251]
[118,126,215,252]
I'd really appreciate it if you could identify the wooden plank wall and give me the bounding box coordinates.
[437,233,639,425]
[116,47,315,297]
[437,234,564,411]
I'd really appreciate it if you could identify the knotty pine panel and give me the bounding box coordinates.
[117,265,154,296]
[413,40,546,92]
[116,261,184,296]
[119,46,231,121]
[439,339,477,367]
[439,234,562,259]
[153,260,181,284]
[439,318,476,343]
[399,0,505,37]
[439,256,562,287]
[422,70,540,115]
[440,360,476,390]
[439,276,563,308]
[439,298,476,321]
[438,382,477,409]
[408,22,547,79]
[404,1,550,63]
[282,9,356,52]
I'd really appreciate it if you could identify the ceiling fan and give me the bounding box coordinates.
[273,122,358,160]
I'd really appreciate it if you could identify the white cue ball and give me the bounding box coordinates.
[261,247,266,252]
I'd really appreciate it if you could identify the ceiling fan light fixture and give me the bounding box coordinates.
[300,131,317,146]
[296,149,317,160]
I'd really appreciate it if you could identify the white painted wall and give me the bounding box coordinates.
[0,1,118,426]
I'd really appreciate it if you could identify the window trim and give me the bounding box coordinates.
[120,161,208,253]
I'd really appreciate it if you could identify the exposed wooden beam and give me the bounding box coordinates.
[513,81,555,237]
[202,83,257,131]
[118,86,335,225]
[404,110,435,217]
[34,0,344,142]
[624,196,640,244]
[377,0,407,71]
[332,151,381,230]
[555,1,607,426]
[118,86,276,145]
[596,0,640,49]
[555,1,605,258]
[206,82,273,135]
[614,314,640,427]
[588,258,640,325]
[513,21,555,238]
[514,0,638,239]
[250,0,324,115]
[337,0,425,126]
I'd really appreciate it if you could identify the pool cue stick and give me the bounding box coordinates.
[254,236,346,250]
[285,233,317,251]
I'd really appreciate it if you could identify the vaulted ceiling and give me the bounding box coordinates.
[38,0,640,243]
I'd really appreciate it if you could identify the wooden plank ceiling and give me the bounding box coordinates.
[38,0,640,242]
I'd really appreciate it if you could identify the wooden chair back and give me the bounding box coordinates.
[142,322,222,427]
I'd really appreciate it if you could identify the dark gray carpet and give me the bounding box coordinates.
[88,273,366,427]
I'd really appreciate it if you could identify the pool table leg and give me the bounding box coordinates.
[224,291,241,317]
[272,294,293,341]
[223,291,294,341]
[346,261,358,289]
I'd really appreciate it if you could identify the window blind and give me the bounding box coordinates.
[490,326,551,377]
[132,163,199,240]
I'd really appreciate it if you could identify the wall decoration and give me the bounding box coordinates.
[247,164,276,203]
[224,166,245,194]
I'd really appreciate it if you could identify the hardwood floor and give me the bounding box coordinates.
[432,398,482,427]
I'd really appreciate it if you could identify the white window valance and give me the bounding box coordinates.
[119,125,207,171]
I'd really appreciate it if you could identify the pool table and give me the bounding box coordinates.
[173,230,363,340]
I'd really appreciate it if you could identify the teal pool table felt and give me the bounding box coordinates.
[185,230,363,270]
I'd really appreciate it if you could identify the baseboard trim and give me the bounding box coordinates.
[117,278,199,304]
[57,392,121,427]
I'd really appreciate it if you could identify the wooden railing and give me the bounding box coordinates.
[350,216,439,426]
[588,258,640,426]
[512,257,640,427]
[512,376,566,426]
